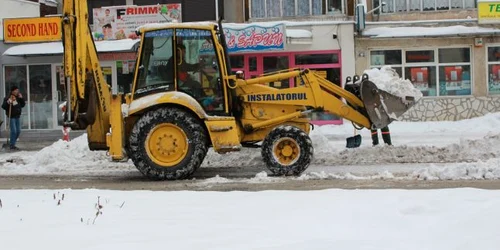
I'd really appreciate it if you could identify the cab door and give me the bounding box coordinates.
[174,28,228,116]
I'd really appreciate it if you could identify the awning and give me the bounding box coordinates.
[2,39,140,56]
[286,29,313,38]
[362,25,500,38]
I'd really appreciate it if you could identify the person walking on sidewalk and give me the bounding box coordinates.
[2,86,25,150]
[371,126,392,146]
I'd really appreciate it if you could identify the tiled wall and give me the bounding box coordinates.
[401,96,500,121]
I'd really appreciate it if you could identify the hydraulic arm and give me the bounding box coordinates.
[61,0,112,149]
[236,68,411,131]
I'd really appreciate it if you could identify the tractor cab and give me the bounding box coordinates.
[133,26,227,115]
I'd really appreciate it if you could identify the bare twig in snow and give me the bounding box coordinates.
[0,199,2,208]
[93,196,103,225]
[119,201,125,208]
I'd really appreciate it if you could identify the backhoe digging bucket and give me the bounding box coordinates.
[360,80,417,130]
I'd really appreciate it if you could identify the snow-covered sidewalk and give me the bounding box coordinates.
[0,188,498,250]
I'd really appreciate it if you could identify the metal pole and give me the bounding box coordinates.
[215,0,219,19]
[66,76,72,122]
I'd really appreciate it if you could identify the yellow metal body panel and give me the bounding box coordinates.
[205,118,242,153]
[107,94,124,160]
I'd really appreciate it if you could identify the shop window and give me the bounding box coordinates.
[29,65,53,129]
[295,53,339,65]
[55,66,67,127]
[438,48,470,63]
[117,61,135,93]
[487,46,500,95]
[3,66,28,129]
[263,56,290,88]
[406,50,434,63]
[370,47,471,97]
[438,65,471,96]
[249,57,258,72]
[308,68,342,121]
[370,50,402,65]
[404,66,437,96]
[230,56,245,69]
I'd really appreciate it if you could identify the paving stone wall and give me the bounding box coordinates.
[401,96,500,121]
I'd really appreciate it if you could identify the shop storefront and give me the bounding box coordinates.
[356,23,500,121]
[1,40,139,130]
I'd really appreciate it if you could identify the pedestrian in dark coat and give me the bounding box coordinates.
[2,86,26,150]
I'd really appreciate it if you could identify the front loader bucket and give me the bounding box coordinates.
[360,80,417,129]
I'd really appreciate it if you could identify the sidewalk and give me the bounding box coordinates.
[0,139,55,152]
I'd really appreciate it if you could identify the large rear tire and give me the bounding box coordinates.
[129,107,208,180]
[261,125,313,176]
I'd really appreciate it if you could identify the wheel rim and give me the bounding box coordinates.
[272,137,301,166]
[145,123,189,167]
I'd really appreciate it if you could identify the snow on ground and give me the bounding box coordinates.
[2,113,500,180]
[0,135,133,176]
[0,188,499,250]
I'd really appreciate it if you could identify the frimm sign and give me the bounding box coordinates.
[3,17,62,43]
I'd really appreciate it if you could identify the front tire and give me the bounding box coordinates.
[261,125,313,176]
[129,107,208,180]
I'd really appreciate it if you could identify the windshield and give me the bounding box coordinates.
[134,29,174,98]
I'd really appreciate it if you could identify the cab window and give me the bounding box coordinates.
[175,28,225,114]
[135,29,174,98]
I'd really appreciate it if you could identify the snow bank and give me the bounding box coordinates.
[0,135,133,175]
[203,132,500,169]
[363,66,423,100]
[302,157,500,181]
[1,188,499,250]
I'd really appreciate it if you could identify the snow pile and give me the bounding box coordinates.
[302,157,500,181]
[1,188,500,250]
[0,134,133,175]
[363,66,423,101]
[203,132,500,169]
[412,158,500,180]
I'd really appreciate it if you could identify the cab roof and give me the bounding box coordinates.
[137,21,218,33]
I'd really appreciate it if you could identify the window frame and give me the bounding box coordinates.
[486,44,500,96]
[249,0,344,19]
[374,0,477,13]
[369,46,473,97]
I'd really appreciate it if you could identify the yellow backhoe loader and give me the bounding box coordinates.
[56,0,418,180]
